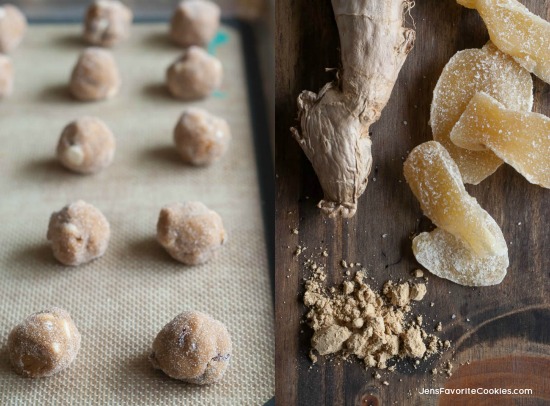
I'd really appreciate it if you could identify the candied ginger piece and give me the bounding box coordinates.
[451,92,550,188]
[430,42,533,184]
[404,141,507,257]
[457,0,550,84]
[413,227,508,287]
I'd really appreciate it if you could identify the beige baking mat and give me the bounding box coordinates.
[0,24,274,405]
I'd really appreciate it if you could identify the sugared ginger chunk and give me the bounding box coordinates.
[451,92,550,189]
[404,141,506,258]
[413,227,508,287]
[457,0,550,84]
[430,42,533,184]
[404,141,509,286]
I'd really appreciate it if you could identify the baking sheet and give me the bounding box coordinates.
[0,24,274,405]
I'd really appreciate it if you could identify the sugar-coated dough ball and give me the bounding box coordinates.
[70,47,120,101]
[157,201,226,265]
[166,46,222,100]
[8,307,81,378]
[174,108,231,166]
[84,0,133,47]
[47,200,110,266]
[57,116,116,174]
[0,54,13,99]
[170,0,220,47]
[0,4,27,53]
[150,311,232,385]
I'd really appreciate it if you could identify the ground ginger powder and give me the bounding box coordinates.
[304,269,444,370]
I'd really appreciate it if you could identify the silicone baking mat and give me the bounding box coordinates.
[0,23,274,405]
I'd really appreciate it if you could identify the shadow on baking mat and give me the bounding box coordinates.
[18,157,78,183]
[7,243,63,273]
[126,236,177,266]
[122,351,237,397]
[124,351,168,382]
[0,348,13,376]
[141,83,176,102]
[37,83,74,103]
[140,145,183,167]
[138,145,211,172]
[141,31,181,51]
[54,33,87,49]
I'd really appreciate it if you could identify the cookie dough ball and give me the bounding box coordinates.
[170,0,220,48]
[0,54,13,99]
[8,307,81,378]
[47,200,110,266]
[0,4,27,53]
[150,311,232,385]
[174,108,231,166]
[166,46,222,100]
[157,201,226,265]
[70,47,120,101]
[84,0,133,47]
[57,117,116,174]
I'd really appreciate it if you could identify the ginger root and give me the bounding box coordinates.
[451,92,550,188]
[457,0,550,84]
[291,0,415,218]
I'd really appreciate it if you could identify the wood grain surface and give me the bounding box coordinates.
[275,1,550,405]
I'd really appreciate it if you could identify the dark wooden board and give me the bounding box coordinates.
[275,1,550,405]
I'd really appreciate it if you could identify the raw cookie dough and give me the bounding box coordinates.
[0,54,13,98]
[157,201,226,265]
[166,46,222,100]
[170,0,221,47]
[84,0,133,47]
[47,200,111,266]
[0,4,27,53]
[70,47,121,101]
[150,311,232,385]
[8,307,81,378]
[57,116,116,174]
[174,107,231,165]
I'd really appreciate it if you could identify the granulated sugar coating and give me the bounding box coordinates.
[304,267,445,371]
[166,46,222,100]
[70,47,121,101]
[457,0,550,84]
[0,4,27,53]
[156,201,226,265]
[170,0,221,48]
[56,116,116,174]
[404,141,507,258]
[0,54,13,99]
[413,227,509,286]
[430,42,533,184]
[83,0,133,47]
[47,200,111,266]
[8,307,81,378]
[0,23,273,404]
[173,107,231,166]
[150,311,232,385]
[451,92,550,189]
[404,142,509,286]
